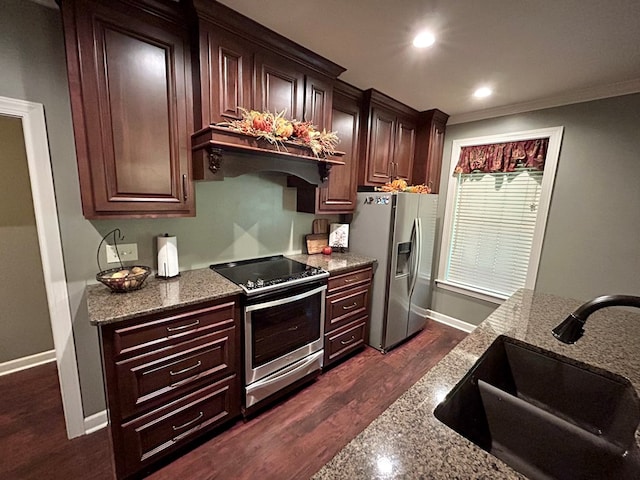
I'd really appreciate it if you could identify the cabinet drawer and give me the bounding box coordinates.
[324,317,367,367]
[327,267,372,294]
[326,286,369,332]
[116,326,236,419]
[119,376,239,476]
[113,301,236,357]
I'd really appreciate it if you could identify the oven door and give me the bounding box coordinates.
[244,283,326,386]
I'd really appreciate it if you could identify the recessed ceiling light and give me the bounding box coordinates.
[413,31,435,48]
[473,87,493,98]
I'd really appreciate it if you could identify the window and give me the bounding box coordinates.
[437,127,563,303]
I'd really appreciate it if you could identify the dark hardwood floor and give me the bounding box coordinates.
[0,361,112,479]
[0,320,466,480]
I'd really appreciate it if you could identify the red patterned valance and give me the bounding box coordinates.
[454,138,549,175]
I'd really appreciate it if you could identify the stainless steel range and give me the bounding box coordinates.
[210,255,328,413]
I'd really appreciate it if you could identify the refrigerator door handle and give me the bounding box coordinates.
[409,218,422,297]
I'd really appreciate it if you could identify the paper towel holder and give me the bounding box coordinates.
[156,233,181,279]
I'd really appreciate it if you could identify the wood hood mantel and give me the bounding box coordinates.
[191,125,345,185]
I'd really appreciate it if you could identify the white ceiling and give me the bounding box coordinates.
[219,0,640,123]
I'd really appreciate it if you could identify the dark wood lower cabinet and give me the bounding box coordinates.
[99,297,241,479]
[119,377,238,474]
[324,265,373,368]
[97,267,373,478]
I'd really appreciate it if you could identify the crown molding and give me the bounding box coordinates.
[448,78,640,125]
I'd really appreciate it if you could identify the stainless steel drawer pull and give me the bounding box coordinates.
[340,335,356,345]
[166,319,200,333]
[172,411,203,431]
[344,278,357,283]
[169,360,202,376]
[342,302,358,310]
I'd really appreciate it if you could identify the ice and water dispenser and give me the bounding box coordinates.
[396,241,412,276]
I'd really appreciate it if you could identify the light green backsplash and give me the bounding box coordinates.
[92,174,334,272]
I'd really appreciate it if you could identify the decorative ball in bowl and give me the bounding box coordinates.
[96,265,151,293]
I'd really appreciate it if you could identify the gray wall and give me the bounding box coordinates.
[0,115,54,363]
[432,94,640,326]
[1,0,336,416]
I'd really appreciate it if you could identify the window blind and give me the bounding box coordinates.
[445,170,543,298]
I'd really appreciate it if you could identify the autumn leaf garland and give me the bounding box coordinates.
[218,108,340,158]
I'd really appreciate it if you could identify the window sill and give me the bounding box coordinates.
[435,279,508,305]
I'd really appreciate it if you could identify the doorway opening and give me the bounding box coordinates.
[0,95,84,438]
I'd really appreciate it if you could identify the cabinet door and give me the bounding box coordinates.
[315,97,359,213]
[62,0,193,218]
[304,75,333,130]
[425,111,448,193]
[366,108,395,184]
[254,52,305,120]
[393,117,417,181]
[198,25,253,126]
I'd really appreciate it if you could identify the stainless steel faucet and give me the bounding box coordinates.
[552,295,640,344]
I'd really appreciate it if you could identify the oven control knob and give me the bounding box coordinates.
[256,278,264,287]
[246,280,255,289]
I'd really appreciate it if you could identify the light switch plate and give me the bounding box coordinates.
[106,243,138,263]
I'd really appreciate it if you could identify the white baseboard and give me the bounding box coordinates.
[427,310,476,333]
[0,349,56,376]
[84,410,108,435]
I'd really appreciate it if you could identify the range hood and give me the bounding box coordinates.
[192,126,345,185]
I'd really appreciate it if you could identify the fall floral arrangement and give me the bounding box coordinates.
[218,108,340,158]
[376,178,432,194]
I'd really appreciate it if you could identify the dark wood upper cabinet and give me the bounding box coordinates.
[254,51,305,121]
[359,89,420,186]
[61,0,194,218]
[366,107,396,184]
[196,24,253,125]
[305,75,334,129]
[292,81,360,214]
[414,109,449,193]
[393,117,417,180]
[191,0,344,133]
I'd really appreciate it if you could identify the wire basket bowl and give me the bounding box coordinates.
[96,228,151,293]
[96,265,151,293]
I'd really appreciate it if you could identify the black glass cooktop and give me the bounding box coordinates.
[210,255,327,294]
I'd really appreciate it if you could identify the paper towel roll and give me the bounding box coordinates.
[157,234,179,278]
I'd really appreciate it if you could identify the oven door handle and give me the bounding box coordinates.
[245,284,327,312]
[248,350,323,389]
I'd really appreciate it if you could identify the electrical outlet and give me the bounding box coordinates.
[106,243,138,263]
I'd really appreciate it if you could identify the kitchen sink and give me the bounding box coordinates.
[434,335,640,480]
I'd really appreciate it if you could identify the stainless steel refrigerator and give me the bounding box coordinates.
[349,192,439,352]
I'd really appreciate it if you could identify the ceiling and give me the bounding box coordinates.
[218,0,640,123]
[35,0,640,124]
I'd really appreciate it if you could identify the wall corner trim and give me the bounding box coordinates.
[426,309,476,333]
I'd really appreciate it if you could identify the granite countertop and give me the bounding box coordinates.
[286,252,376,274]
[87,268,243,325]
[87,252,376,325]
[313,289,640,479]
